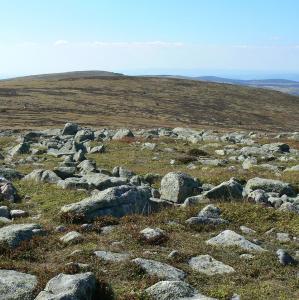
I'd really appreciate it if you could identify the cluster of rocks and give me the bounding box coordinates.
[0,124,298,299]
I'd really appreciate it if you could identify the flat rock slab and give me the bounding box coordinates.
[35,272,97,300]
[146,280,217,300]
[94,250,130,262]
[60,185,151,222]
[132,258,186,281]
[0,223,41,248]
[188,255,235,275]
[206,230,266,252]
[0,269,37,300]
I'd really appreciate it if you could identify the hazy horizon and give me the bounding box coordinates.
[1,69,299,82]
[1,0,298,80]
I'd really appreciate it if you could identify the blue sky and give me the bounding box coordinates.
[1,0,299,79]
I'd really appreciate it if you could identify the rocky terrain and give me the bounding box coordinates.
[0,123,298,299]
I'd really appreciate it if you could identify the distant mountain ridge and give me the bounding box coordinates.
[2,70,124,81]
[2,70,299,95]
[150,75,299,95]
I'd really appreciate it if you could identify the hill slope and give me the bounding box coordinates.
[0,72,298,131]
[197,76,299,96]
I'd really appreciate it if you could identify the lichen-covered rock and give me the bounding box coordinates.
[0,269,38,300]
[245,177,295,196]
[60,185,151,222]
[112,128,134,140]
[202,178,243,200]
[206,230,266,252]
[0,178,19,202]
[0,223,42,248]
[23,169,61,184]
[186,204,229,225]
[146,280,216,300]
[160,172,200,203]
[35,272,97,300]
[132,258,186,281]
[188,255,235,275]
[0,167,23,181]
[60,231,83,244]
[94,250,130,262]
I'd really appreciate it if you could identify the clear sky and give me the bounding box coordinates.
[1,0,299,79]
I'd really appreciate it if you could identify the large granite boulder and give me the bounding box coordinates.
[35,272,97,300]
[160,172,200,203]
[0,223,42,248]
[0,269,38,300]
[202,178,243,200]
[60,185,151,221]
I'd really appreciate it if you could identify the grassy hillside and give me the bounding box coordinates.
[0,73,298,131]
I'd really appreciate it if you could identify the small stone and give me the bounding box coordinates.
[10,209,28,219]
[131,258,186,281]
[276,249,296,265]
[206,230,266,252]
[276,233,291,242]
[94,250,130,262]
[60,231,83,244]
[239,253,255,260]
[140,227,166,241]
[188,255,235,275]
[55,225,67,232]
[240,225,256,235]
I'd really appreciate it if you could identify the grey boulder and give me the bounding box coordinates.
[186,205,228,225]
[188,255,235,275]
[94,250,130,262]
[23,169,61,184]
[60,185,151,221]
[160,172,200,203]
[62,122,79,135]
[206,230,266,252]
[146,280,216,300]
[35,272,97,300]
[132,258,186,281]
[0,269,37,300]
[0,223,42,248]
[202,178,243,201]
[245,177,295,197]
[112,128,134,140]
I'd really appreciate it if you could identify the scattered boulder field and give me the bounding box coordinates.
[0,123,298,300]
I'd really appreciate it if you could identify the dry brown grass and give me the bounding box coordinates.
[0,75,298,131]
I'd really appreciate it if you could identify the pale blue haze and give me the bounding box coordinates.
[0,0,299,79]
